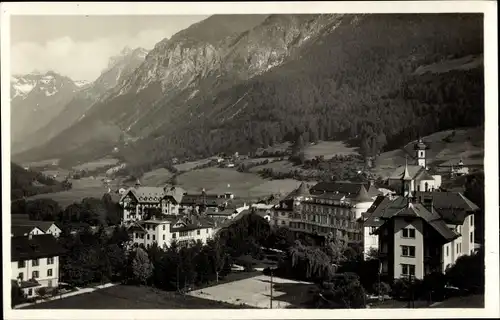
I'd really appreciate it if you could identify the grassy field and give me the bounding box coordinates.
[373,127,484,178]
[303,141,359,160]
[24,285,250,309]
[176,168,302,199]
[174,158,213,172]
[188,274,315,309]
[26,177,118,207]
[72,157,120,171]
[141,168,173,186]
[21,158,60,169]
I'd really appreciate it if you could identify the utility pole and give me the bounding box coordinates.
[270,269,273,309]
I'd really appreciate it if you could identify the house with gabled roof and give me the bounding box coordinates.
[11,219,62,238]
[11,234,65,298]
[119,181,186,223]
[362,167,480,280]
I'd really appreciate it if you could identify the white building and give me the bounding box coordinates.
[388,139,442,193]
[128,215,214,249]
[11,221,62,238]
[11,234,64,298]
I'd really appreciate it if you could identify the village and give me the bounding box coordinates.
[10,136,485,309]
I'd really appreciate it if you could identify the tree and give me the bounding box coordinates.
[286,242,334,282]
[26,198,62,221]
[446,249,484,294]
[11,282,26,307]
[132,247,154,285]
[36,287,48,298]
[315,273,366,308]
[208,236,228,283]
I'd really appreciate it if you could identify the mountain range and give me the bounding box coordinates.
[11,47,149,154]
[12,14,484,175]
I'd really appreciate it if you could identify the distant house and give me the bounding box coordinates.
[11,226,45,237]
[11,220,62,238]
[11,234,65,298]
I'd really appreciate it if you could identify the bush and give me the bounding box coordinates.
[372,281,391,296]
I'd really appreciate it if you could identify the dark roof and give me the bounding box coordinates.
[310,181,380,198]
[353,185,372,202]
[180,194,226,206]
[11,234,65,261]
[11,226,43,237]
[12,279,41,289]
[414,191,480,224]
[286,182,311,199]
[414,139,428,150]
[366,195,460,241]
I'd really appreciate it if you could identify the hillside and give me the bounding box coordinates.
[11,163,71,201]
[15,14,484,176]
[12,47,149,155]
[10,71,82,151]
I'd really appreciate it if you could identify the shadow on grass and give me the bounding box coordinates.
[260,282,318,308]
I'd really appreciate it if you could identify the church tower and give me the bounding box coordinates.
[401,156,413,198]
[414,138,427,168]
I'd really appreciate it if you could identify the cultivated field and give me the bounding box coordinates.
[303,141,359,160]
[72,157,120,172]
[21,158,60,169]
[176,168,302,199]
[141,168,173,186]
[25,285,248,309]
[27,177,119,207]
[188,274,315,308]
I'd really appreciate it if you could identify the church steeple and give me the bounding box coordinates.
[414,138,427,168]
[401,156,412,198]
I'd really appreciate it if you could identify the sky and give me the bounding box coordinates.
[10,15,209,81]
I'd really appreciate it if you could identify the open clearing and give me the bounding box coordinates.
[188,274,315,308]
[174,158,213,172]
[25,284,247,309]
[373,127,483,178]
[176,168,301,199]
[72,157,120,172]
[141,168,173,186]
[27,177,120,207]
[304,141,359,160]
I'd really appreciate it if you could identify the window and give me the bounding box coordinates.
[18,260,26,268]
[281,221,286,225]
[471,215,474,226]
[401,264,415,277]
[163,235,165,240]
[153,235,155,241]
[18,272,23,280]
[47,269,53,277]
[172,233,177,239]
[401,245,416,257]
[206,229,209,234]
[147,234,150,240]
[197,230,200,235]
[32,259,39,267]
[163,225,166,230]
[32,271,39,279]
[470,231,474,243]
[47,257,54,265]
[140,234,144,239]
[446,245,449,257]
[28,289,33,296]
[402,228,416,238]
[180,231,188,237]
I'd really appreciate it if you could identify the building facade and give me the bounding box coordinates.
[11,234,64,298]
[273,182,380,245]
[128,215,214,249]
[363,168,479,280]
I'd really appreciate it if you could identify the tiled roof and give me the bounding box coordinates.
[310,181,381,199]
[11,234,65,261]
[414,191,480,224]
[388,165,426,180]
[163,186,185,204]
[353,185,372,202]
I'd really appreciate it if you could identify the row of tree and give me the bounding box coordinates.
[11,193,122,227]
